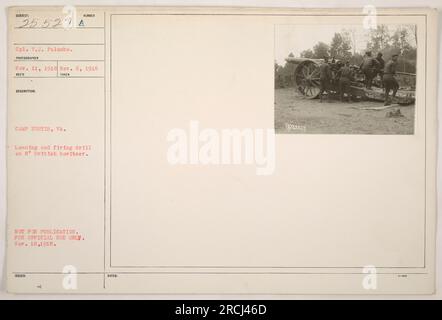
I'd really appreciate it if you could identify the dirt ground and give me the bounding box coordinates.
[275,88,415,134]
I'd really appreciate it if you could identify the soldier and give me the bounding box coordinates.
[375,52,385,86]
[360,51,378,89]
[319,56,332,102]
[383,53,400,106]
[337,61,353,102]
[332,60,343,84]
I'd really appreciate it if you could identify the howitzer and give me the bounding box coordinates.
[285,57,416,105]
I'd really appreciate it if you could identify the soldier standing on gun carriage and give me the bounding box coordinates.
[375,52,385,87]
[383,53,400,106]
[360,51,379,89]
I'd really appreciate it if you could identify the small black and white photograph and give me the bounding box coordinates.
[275,24,417,134]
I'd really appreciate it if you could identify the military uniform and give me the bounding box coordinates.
[360,54,378,89]
[383,59,399,105]
[338,65,353,102]
[319,62,331,102]
[376,55,385,85]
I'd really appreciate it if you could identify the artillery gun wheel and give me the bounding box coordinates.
[294,60,321,99]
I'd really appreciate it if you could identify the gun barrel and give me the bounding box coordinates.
[285,57,323,64]
[396,71,416,76]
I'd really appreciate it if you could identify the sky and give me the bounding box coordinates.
[274,24,416,66]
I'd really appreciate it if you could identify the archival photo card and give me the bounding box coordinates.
[6,7,437,295]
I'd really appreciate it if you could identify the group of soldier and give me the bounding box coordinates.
[319,51,400,106]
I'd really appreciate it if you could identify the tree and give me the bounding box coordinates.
[329,32,352,61]
[349,52,364,66]
[342,29,357,55]
[300,49,314,58]
[274,61,280,72]
[391,27,413,55]
[312,42,330,59]
[367,25,391,52]
[406,25,417,46]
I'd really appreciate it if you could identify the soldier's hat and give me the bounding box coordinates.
[366,50,372,54]
[392,52,399,57]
